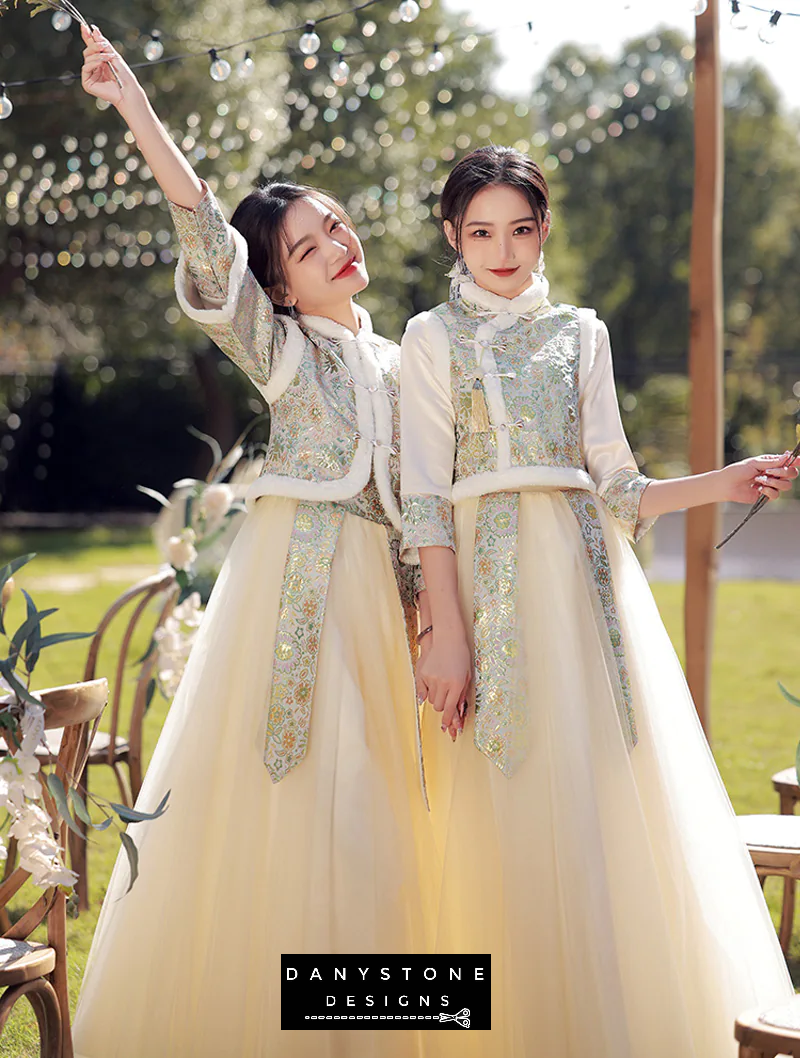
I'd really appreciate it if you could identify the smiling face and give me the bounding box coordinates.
[444,184,550,300]
[277,196,368,317]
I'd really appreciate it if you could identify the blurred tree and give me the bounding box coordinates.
[532,27,800,467]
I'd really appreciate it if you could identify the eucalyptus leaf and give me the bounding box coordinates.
[136,485,173,509]
[195,523,230,552]
[36,630,95,650]
[0,554,37,636]
[779,682,800,708]
[68,790,113,830]
[184,493,194,531]
[187,425,223,470]
[133,636,157,667]
[69,788,94,827]
[225,412,270,468]
[212,444,244,483]
[0,660,42,707]
[144,677,156,714]
[25,605,57,675]
[110,790,170,824]
[9,590,42,671]
[45,773,86,840]
[119,831,139,894]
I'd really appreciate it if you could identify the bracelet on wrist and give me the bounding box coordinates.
[417,624,433,642]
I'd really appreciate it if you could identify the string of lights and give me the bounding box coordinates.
[3,0,799,121]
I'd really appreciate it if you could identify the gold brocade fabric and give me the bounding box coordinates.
[563,490,638,749]
[432,300,584,482]
[472,491,637,776]
[264,503,345,782]
[472,494,529,777]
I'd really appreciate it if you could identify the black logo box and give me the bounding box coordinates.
[282,955,491,1030]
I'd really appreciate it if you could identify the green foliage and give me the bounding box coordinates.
[0,552,168,909]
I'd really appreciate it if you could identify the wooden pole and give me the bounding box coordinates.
[685,0,724,739]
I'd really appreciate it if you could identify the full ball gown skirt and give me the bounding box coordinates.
[420,491,794,1058]
[73,496,436,1058]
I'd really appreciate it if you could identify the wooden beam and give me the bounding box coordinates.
[685,0,724,738]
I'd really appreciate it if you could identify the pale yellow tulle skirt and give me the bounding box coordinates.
[74,497,436,1058]
[421,491,793,1058]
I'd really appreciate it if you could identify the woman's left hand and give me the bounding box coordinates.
[721,452,798,504]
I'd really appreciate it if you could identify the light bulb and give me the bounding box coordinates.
[758,10,781,43]
[237,52,255,79]
[427,46,445,73]
[299,22,321,55]
[143,33,164,61]
[209,50,232,81]
[398,0,420,22]
[730,0,749,29]
[693,0,708,14]
[50,9,72,31]
[330,58,350,85]
[0,90,12,120]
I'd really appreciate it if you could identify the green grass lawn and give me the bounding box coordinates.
[1,530,800,1054]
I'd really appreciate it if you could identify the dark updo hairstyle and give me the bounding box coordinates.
[440,145,550,257]
[230,182,354,312]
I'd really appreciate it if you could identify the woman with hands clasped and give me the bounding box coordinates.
[401,144,797,1057]
[74,25,436,1058]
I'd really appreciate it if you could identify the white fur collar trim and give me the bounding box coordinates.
[299,304,372,341]
[459,275,550,317]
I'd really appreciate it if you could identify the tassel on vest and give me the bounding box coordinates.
[470,379,491,432]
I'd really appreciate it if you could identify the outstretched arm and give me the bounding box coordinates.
[639,453,797,519]
[80,25,202,209]
[580,315,797,533]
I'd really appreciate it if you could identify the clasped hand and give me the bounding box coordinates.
[416,631,472,742]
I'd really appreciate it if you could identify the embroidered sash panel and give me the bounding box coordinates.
[472,494,529,777]
[263,503,428,806]
[563,491,638,751]
[471,491,637,777]
[264,503,345,783]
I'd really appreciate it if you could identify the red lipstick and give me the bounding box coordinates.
[333,257,358,280]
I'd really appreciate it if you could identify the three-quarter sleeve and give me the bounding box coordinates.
[168,181,277,390]
[400,312,457,559]
[579,314,655,542]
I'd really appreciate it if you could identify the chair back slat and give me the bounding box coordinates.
[4,890,57,942]
[126,585,178,800]
[0,868,30,913]
[102,574,176,763]
[82,571,174,683]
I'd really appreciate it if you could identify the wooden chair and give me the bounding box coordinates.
[36,570,177,912]
[0,678,108,1058]
[770,767,800,955]
[736,995,800,1056]
[738,813,800,953]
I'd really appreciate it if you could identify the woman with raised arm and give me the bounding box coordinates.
[73,26,434,1058]
[401,144,797,1057]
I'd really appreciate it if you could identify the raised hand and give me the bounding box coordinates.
[80,24,142,110]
